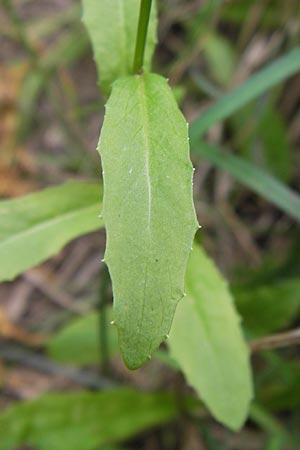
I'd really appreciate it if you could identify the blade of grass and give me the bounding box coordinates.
[250,403,298,450]
[190,47,300,141]
[194,142,300,223]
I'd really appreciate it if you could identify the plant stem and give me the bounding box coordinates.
[98,265,111,375]
[132,0,152,74]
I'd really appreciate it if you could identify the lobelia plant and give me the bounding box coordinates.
[2,0,300,441]
[93,1,199,370]
[82,0,252,427]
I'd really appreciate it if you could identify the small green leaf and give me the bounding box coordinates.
[0,182,103,282]
[234,278,300,337]
[257,354,300,413]
[47,310,119,365]
[229,99,292,182]
[202,31,236,86]
[82,0,157,96]
[169,244,253,430]
[259,106,292,182]
[99,73,198,369]
[0,389,179,450]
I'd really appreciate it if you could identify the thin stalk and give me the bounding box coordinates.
[132,0,152,74]
[98,265,111,375]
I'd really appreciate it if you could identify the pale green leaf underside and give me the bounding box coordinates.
[0,389,178,450]
[169,244,253,430]
[99,73,198,369]
[82,0,157,96]
[0,182,102,282]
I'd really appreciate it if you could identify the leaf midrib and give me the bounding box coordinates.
[138,76,152,232]
[0,203,99,248]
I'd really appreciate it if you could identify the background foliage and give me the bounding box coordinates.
[0,0,300,449]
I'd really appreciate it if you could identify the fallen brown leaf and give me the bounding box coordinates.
[0,307,47,346]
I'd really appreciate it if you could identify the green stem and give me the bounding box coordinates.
[98,265,111,375]
[132,0,152,74]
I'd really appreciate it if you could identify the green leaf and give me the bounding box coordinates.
[229,99,292,182]
[99,73,198,369]
[82,0,157,96]
[257,353,300,413]
[47,310,119,365]
[195,142,300,223]
[258,106,292,182]
[0,389,179,450]
[189,47,300,141]
[202,31,236,86]
[0,182,103,282]
[234,278,300,337]
[169,244,253,430]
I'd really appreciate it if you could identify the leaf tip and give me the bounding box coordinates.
[122,353,149,371]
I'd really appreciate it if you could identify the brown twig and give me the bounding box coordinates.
[250,328,300,352]
[23,269,85,314]
[0,343,115,390]
[0,309,47,346]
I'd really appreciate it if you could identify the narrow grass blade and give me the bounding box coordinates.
[194,142,300,223]
[190,47,300,141]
